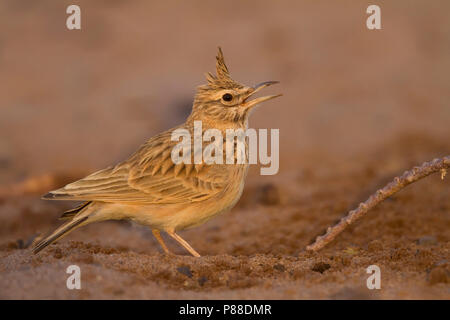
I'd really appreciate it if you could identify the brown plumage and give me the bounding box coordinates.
[34,47,281,257]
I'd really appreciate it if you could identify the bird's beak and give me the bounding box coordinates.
[241,81,282,109]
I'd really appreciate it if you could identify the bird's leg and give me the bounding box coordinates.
[152,229,171,255]
[167,231,201,257]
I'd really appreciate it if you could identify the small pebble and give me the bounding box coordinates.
[416,236,437,246]
[177,265,193,278]
[198,276,208,286]
[311,262,331,273]
[273,263,286,272]
[259,183,281,206]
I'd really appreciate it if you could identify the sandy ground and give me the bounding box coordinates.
[0,0,449,299]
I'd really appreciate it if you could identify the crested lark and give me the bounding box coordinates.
[33,48,280,257]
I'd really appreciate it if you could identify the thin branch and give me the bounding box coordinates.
[306,156,450,252]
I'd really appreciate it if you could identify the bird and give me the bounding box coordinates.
[33,48,281,257]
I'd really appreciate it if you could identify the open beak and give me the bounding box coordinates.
[241,81,282,109]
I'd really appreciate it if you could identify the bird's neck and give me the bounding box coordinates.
[187,106,249,131]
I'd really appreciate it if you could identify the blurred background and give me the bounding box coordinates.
[0,0,449,299]
[1,0,449,181]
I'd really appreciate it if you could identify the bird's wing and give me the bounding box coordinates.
[44,130,228,204]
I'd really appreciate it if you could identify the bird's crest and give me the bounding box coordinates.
[203,47,243,90]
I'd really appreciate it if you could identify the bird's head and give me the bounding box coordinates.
[189,47,281,124]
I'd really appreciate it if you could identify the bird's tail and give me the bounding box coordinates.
[33,203,93,254]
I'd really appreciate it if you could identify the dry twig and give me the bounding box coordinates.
[307,156,450,252]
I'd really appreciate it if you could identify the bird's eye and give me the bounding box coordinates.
[222,93,233,102]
